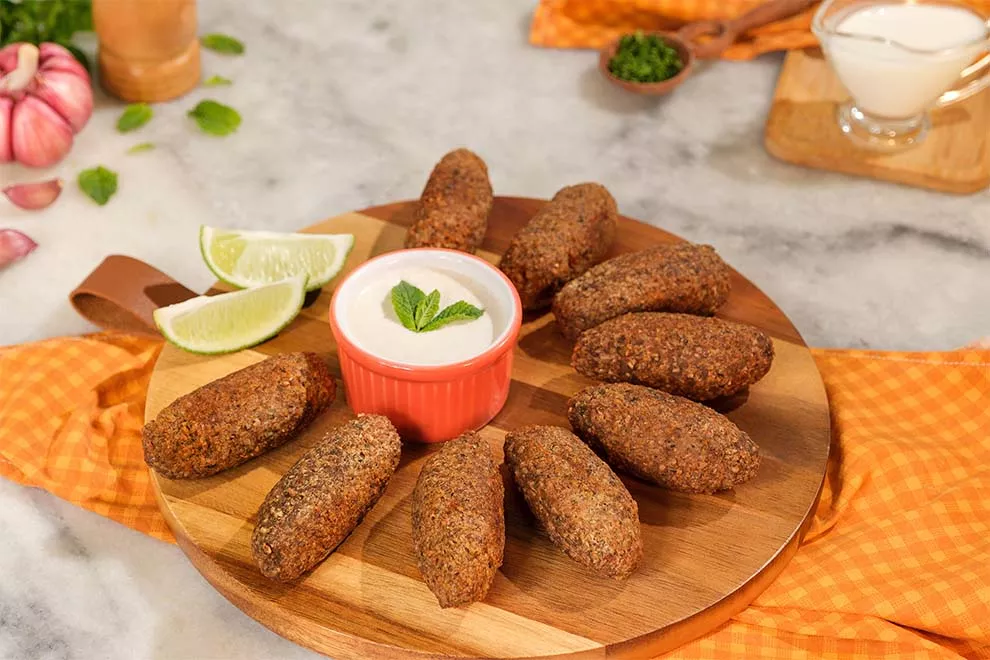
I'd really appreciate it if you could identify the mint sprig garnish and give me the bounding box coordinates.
[414,289,440,329]
[421,301,484,331]
[390,280,483,333]
[391,280,423,330]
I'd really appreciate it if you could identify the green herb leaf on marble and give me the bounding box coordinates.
[116,103,153,133]
[187,100,241,136]
[126,142,155,154]
[203,74,232,87]
[78,166,118,206]
[200,33,244,55]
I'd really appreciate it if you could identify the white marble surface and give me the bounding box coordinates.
[1,0,989,658]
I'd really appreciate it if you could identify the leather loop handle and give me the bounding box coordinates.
[679,0,817,59]
[69,255,197,335]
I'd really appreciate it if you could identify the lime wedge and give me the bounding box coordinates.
[154,275,307,354]
[200,226,354,291]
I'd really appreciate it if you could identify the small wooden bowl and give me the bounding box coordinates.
[598,32,695,95]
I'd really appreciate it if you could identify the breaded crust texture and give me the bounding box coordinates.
[499,183,617,310]
[552,243,731,339]
[504,425,642,579]
[568,384,761,493]
[404,148,494,253]
[251,414,401,581]
[142,352,335,479]
[412,432,505,607]
[572,312,774,400]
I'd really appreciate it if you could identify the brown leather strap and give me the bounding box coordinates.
[69,255,197,335]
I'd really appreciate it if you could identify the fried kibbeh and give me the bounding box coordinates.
[572,312,774,400]
[142,352,335,479]
[251,414,401,581]
[412,432,505,608]
[404,148,494,253]
[568,383,761,493]
[552,243,731,339]
[504,425,642,580]
[499,183,617,310]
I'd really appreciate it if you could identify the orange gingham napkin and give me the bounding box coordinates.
[0,332,172,542]
[1,333,989,658]
[529,0,990,59]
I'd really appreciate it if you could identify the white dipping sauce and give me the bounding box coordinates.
[827,3,988,118]
[345,266,496,366]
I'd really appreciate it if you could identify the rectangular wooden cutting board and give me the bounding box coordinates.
[764,48,990,194]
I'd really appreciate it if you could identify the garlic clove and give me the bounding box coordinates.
[32,70,93,132]
[3,179,63,210]
[38,43,89,79]
[0,229,38,269]
[0,98,12,162]
[11,96,73,168]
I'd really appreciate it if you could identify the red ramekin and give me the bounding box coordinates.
[329,248,522,443]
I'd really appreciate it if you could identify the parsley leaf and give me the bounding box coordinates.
[78,166,118,205]
[116,103,153,132]
[608,32,683,84]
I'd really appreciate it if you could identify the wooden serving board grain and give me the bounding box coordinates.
[146,197,831,660]
[765,48,990,194]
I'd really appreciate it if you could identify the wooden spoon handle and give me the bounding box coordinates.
[679,0,817,59]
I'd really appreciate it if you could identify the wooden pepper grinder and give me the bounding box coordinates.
[92,0,201,102]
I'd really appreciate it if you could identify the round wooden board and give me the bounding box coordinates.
[147,197,831,660]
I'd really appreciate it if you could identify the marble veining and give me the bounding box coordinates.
[1,0,988,658]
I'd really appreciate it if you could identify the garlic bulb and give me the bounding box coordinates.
[0,43,93,168]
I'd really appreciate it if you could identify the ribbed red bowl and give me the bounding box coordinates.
[329,248,522,443]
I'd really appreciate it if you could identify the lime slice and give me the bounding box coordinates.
[154,275,307,354]
[200,226,354,291]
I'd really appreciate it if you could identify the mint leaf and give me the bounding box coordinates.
[414,289,440,330]
[187,100,241,136]
[201,33,244,55]
[203,74,232,87]
[390,281,425,332]
[127,142,155,154]
[78,166,118,206]
[421,301,484,332]
[116,103,152,133]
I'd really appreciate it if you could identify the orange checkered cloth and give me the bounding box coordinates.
[529,0,990,59]
[1,332,988,658]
